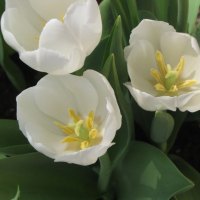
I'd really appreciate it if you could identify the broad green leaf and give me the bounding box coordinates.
[188,0,200,33]
[138,10,157,20]
[0,119,28,147]
[0,153,99,200]
[153,0,169,21]
[168,0,178,28]
[116,141,194,200]
[126,0,139,28]
[80,36,109,74]
[100,0,114,39]
[172,155,200,200]
[103,54,133,170]
[177,0,189,32]
[0,144,35,156]
[11,186,20,200]
[110,0,130,41]
[150,111,174,144]
[102,16,128,83]
[2,48,26,91]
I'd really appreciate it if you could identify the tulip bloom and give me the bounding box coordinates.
[125,19,200,112]
[17,70,121,165]
[1,0,102,74]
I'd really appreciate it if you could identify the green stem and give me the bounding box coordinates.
[98,153,112,193]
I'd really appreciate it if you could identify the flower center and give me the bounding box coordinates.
[150,51,197,95]
[55,109,101,150]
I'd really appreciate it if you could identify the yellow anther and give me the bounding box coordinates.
[54,122,74,134]
[154,83,166,92]
[55,109,101,150]
[81,141,89,150]
[155,51,167,76]
[151,69,163,84]
[175,56,184,76]
[151,51,197,95]
[86,111,94,129]
[68,109,80,122]
[89,129,97,139]
[177,80,197,90]
[62,136,80,143]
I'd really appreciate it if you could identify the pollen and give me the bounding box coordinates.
[55,109,101,150]
[150,51,197,95]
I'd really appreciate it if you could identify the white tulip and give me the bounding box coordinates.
[1,0,102,74]
[125,19,200,112]
[16,70,121,165]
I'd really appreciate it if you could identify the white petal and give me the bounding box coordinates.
[126,39,157,95]
[181,55,200,81]
[178,91,200,112]
[125,83,177,111]
[20,48,85,74]
[17,88,65,158]
[6,0,44,32]
[83,70,122,128]
[129,19,175,50]
[1,8,39,51]
[33,84,76,123]
[58,73,99,116]
[28,0,75,21]
[160,32,200,66]
[39,19,83,61]
[55,143,112,165]
[64,0,102,55]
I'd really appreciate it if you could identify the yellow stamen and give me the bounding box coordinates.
[55,109,101,150]
[81,141,89,150]
[62,136,80,143]
[86,111,94,129]
[89,129,97,139]
[151,51,197,95]
[54,122,74,134]
[177,80,197,90]
[68,109,80,122]
[155,51,167,76]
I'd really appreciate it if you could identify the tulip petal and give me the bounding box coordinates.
[178,91,200,112]
[1,8,39,51]
[64,0,102,55]
[28,0,76,21]
[125,39,157,95]
[125,83,177,111]
[160,32,200,66]
[129,19,175,50]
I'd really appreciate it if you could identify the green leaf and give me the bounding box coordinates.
[0,119,28,147]
[188,0,200,33]
[177,0,189,32]
[172,155,200,200]
[138,10,157,20]
[153,0,169,21]
[150,111,174,144]
[1,47,26,91]
[0,144,35,156]
[168,0,178,28]
[0,153,99,200]
[126,0,139,28]
[116,141,194,200]
[103,54,133,170]
[102,16,128,83]
[100,0,114,39]
[11,186,20,200]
